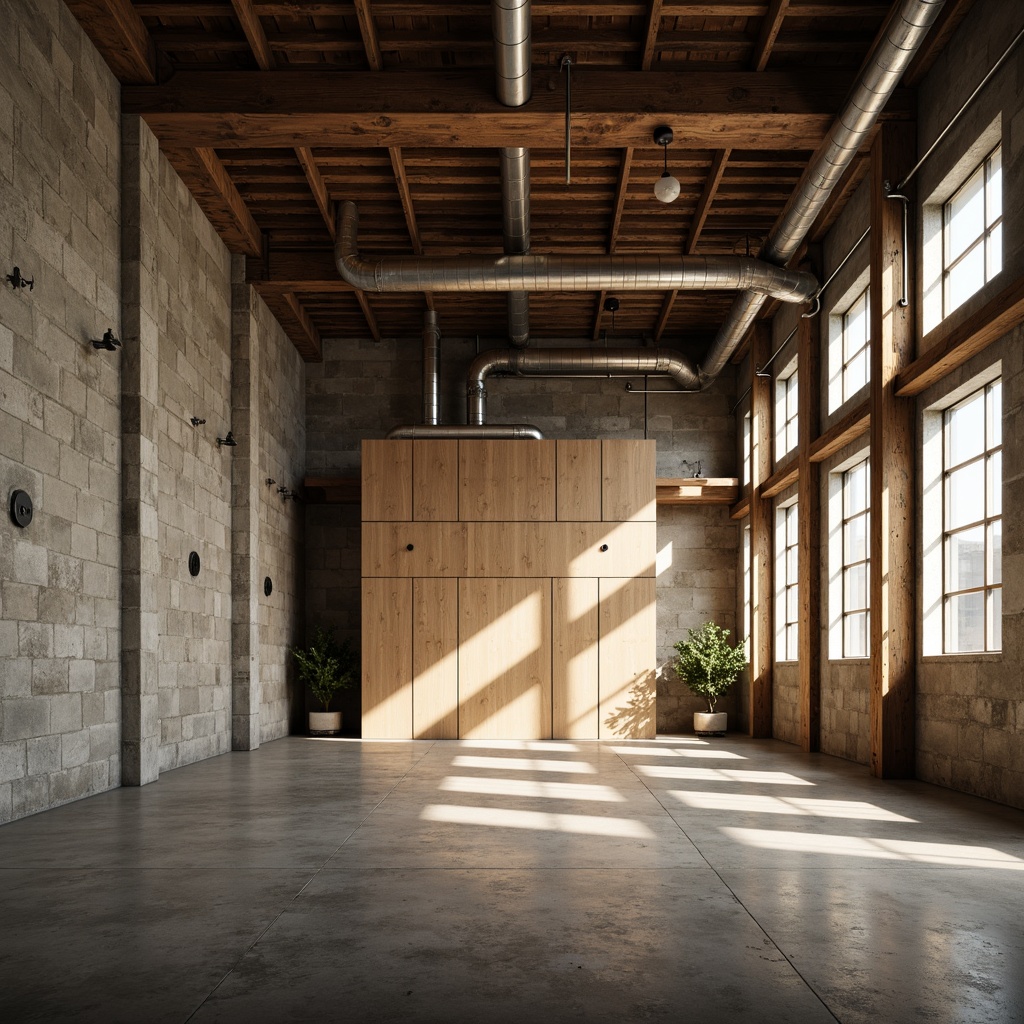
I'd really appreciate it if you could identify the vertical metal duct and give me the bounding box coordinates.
[422,309,441,426]
[701,0,947,380]
[494,0,532,347]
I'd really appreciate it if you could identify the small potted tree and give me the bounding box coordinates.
[292,627,358,736]
[673,621,746,736]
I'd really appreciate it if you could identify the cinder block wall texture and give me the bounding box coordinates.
[0,0,123,822]
[305,332,740,734]
[0,3,306,823]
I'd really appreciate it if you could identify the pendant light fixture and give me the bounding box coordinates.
[653,126,680,204]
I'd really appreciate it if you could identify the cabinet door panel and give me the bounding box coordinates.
[458,578,551,739]
[414,439,459,521]
[598,577,656,739]
[362,522,468,577]
[467,522,655,578]
[362,578,413,738]
[413,578,459,739]
[459,440,556,521]
[362,439,412,521]
[602,439,656,522]
[556,440,602,521]
[553,577,599,739]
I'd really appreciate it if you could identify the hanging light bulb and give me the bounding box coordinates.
[653,126,680,204]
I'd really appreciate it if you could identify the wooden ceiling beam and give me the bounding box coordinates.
[653,291,676,342]
[64,0,156,84]
[592,147,634,339]
[280,291,324,361]
[230,0,275,70]
[685,148,730,254]
[641,0,664,70]
[295,146,335,238]
[354,290,381,342]
[164,147,263,255]
[751,0,790,72]
[353,0,384,70]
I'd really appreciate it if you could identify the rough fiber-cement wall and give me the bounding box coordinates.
[258,294,305,741]
[0,1,122,823]
[305,333,739,734]
[154,153,234,773]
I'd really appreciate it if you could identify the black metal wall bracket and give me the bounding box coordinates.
[6,267,33,291]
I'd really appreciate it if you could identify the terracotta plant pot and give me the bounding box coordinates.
[694,711,727,736]
[309,711,342,736]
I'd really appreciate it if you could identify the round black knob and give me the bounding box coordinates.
[600,544,609,552]
[406,543,414,551]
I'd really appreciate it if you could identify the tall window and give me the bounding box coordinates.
[775,369,798,462]
[840,288,870,404]
[742,524,751,661]
[841,460,870,658]
[742,411,752,487]
[776,501,798,661]
[944,379,1001,652]
[944,145,1002,318]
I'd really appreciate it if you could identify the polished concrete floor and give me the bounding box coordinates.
[1,735,1023,1023]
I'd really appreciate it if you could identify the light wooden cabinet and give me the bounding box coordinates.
[361,438,656,739]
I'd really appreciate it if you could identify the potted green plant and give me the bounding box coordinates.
[673,621,746,736]
[292,627,359,736]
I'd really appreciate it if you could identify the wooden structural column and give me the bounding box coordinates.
[869,122,916,778]
[749,323,774,737]
[797,298,821,752]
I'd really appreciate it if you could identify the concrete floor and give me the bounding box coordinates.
[1,736,1023,1023]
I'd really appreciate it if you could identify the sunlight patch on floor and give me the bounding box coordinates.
[671,792,915,821]
[452,755,597,774]
[422,804,654,838]
[610,746,745,759]
[439,776,627,802]
[637,765,814,785]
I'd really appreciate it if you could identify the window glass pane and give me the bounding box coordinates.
[947,242,986,314]
[845,348,868,400]
[787,506,798,546]
[986,147,1002,225]
[844,562,868,611]
[844,292,868,359]
[845,462,868,515]
[946,390,985,466]
[844,514,868,565]
[947,461,985,529]
[946,525,985,592]
[788,374,798,420]
[987,222,1003,280]
[988,519,1002,586]
[987,450,1001,517]
[787,623,799,660]
[947,590,985,653]
[844,611,868,659]
[947,164,984,262]
[988,587,1002,650]
[987,380,1002,447]
[786,544,798,583]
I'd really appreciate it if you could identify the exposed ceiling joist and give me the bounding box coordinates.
[231,0,275,69]
[353,0,384,70]
[65,0,156,84]
[279,291,323,360]
[751,0,791,72]
[686,148,731,254]
[641,0,665,70]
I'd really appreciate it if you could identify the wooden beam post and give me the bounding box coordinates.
[749,322,774,737]
[869,122,916,778]
[65,0,156,84]
[797,290,821,752]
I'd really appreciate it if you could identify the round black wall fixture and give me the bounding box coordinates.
[188,551,201,577]
[264,576,273,597]
[10,490,33,528]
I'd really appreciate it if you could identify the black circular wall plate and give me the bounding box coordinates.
[10,490,33,528]
[264,576,273,597]
[188,551,201,577]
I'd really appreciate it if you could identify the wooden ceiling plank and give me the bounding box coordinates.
[64,0,156,84]
[685,148,730,254]
[653,291,677,342]
[641,0,664,71]
[353,0,385,70]
[591,290,607,341]
[231,0,275,70]
[751,0,790,72]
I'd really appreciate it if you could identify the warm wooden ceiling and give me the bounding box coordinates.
[67,0,971,361]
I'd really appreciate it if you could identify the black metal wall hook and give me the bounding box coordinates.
[217,431,237,447]
[91,329,121,351]
[6,267,33,291]
[190,416,206,427]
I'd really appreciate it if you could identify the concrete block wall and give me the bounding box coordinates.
[305,331,739,734]
[0,0,122,822]
[257,292,305,741]
[153,153,234,774]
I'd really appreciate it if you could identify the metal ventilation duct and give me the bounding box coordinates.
[701,0,947,380]
[335,202,819,302]
[386,424,544,440]
[467,347,701,425]
[422,309,441,426]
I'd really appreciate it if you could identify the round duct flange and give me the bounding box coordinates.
[188,551,201,578]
